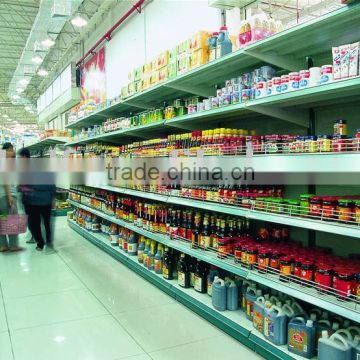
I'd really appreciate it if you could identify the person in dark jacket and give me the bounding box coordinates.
[27,183,56,251]
[17,147,35,244]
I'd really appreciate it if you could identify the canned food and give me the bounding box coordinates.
[299,70,310,88]
[289,72,300,91]
[281,75,290,93]
[272,77,281,94]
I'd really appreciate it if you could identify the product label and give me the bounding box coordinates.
[280,265,292,275]
[299,79,309,88]
[194,275,203,292]
[288,329,307,353]
[110,234,118,243]
[154,259,162,273]
[264,317,274,338]
[207,282,212,296]
[246,301,254,318]
[178,272,186,287]
[162,266,169,278]
[128,243,138,254]
[190,272,195,287]
[122,241,128,252]
[201,236,211,249]
[253,310,264,332]
[291,81,299,90]
[138,250,144,263]
[92,223,100,232]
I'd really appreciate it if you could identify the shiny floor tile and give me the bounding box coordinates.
[149,335,263,360]
[1,268,84,299]
[114,302,222,352]
[0,331,13,359]
[0,297,8,333]
[5,289,108,330]
[11,315,145,360]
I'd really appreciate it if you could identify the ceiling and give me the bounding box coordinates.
[0,0,40,124]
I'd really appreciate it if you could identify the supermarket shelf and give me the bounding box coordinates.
[68,219,308,360]
[83,184,360,239]
[65,2,360,132]
[66,77,360,146]
[25,137,69,151]
[67,199,360,322]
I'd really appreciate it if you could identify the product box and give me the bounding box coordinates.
[128,82,136,96]
[156,50,169,70]
[150,71,160,85]
[177,38,189,55]
[349,42,359,77]
[128,70,135,82]
[169,47,177,64]
[121,86,129,98]
[143,62,152,75]
[159,67,168,83]
[188,31,211,53]
[340,43,350,78]
[141,76,151,91]
[177,52,189,75]
[230,35,239,52]
[332,46,341,80]
[134,67,143,82]
[189,48,209,70]
[167,62,177,79]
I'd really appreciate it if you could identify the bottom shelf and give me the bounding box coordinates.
[68,219,311,360]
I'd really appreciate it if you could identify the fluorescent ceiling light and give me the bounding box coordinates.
[41,38,55,47]
[37,69,49,77]
[32,55,43,64]
[16,88,25,93]
[3,114,8,118]
[71,14,88,27]
[19,79,29,86]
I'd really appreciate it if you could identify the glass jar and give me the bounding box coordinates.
[318,135,332,152]
[334,268,355,301]
[294,257,304,282]
[270,251,281,270]
[257,247,271,273]
[310,196,322,217]
[288,199,300,216]
[315,263,333,294]
[281,135,296,153]
[338,199,353,222]
[300,260,315,286]
[246,246,258,268]
[353,128,360,152]
[279,256,293,282]
[255,197,266,211]
[355,200,360,224]
[305,135,318,153]
[234,244,242,263]
[300,194,313,216]
[217,239,228,259]
[322,197,337,219]
[265,135,281,154]
[334,119,347,136]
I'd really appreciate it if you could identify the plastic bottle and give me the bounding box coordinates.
[264,305,288,345]
[178,254,190,288]
[336,328,360,359]
[226,280,239,311]
[253,296,266,333]
[246,287,261,320]
[208,32,219,62]
[91,216,100,232]
[109,223,118,246]
[189,258,196,287]
[316,320,332,352]
[318,331,352,360]
[137,238,145,263]
[241,280,252,311]
[207,268,219,296]
[353,335,360,360]
[216,26,232,58]
[291,301,305,316]
[143,240,150,268]
[127,231,138,256]
[288,317,316,358]
[85,213,92,231]
[154,244,163,274]
[212,277,226,311]
[147,241,156,271]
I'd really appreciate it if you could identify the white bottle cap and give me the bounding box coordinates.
[322,330,329,338]
[306,320,314,327]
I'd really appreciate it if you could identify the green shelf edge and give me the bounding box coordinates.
[67,199,360,322]
[68,219,302,360]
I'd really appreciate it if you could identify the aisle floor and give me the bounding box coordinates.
[0,217,264,360]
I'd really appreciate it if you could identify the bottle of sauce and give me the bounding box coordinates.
[137,237,145,263]
[191,213,202,248]
[162,247,173,280]
[178,253,190,288]
[143,239,150,268]
[147,241,156,271]
[154,244,163,274]
[200,215,211,250]
[194,261,207,293]
[216,26,232,58]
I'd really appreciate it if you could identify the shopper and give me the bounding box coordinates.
[17,147,35,244]
[0,143,24,252]
[26,180,56,252]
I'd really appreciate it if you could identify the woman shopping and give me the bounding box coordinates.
[0,143,24,252]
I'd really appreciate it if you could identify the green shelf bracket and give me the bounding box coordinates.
[248,105,309,127]
[244,49,304,72]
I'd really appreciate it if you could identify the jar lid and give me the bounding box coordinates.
[322,196,338,202]
[300,194,314,199]
[338,199,353,206]
[311,196,322,201]
[280,255,292,262]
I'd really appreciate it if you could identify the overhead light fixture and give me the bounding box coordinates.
[71,14,88,28]
[37,69,49,77]
[12,94,21,100]
[32,55,43,64]
[19,79,29,86]
[16,88,25,93]
[3,114,8,118]
[41,38,55,48]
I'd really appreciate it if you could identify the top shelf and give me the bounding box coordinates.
[66,2,360,130]
[25,137,69,152]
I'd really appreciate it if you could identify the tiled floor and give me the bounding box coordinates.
[0,217,264,360]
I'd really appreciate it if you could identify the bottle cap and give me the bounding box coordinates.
[322,330,329,338]
[306,320,314,327]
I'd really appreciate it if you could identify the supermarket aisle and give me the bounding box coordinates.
[0,217,263,360]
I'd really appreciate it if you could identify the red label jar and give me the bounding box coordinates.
[334,268,355,301]
[322,197,338,219]
[315,263,333,293]
[279,256,293,282]
[246,246,258,268]
[234,243,242,263]
[257,247,271,273]
[300,260,315,286]
[310,196,322,217]
[270,251,281,270]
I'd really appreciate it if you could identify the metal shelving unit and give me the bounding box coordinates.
[25,136,69,152]
[68,199,360,322]
[65,2,360,131]
[68,218,312,360]
[79,184,360,239]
